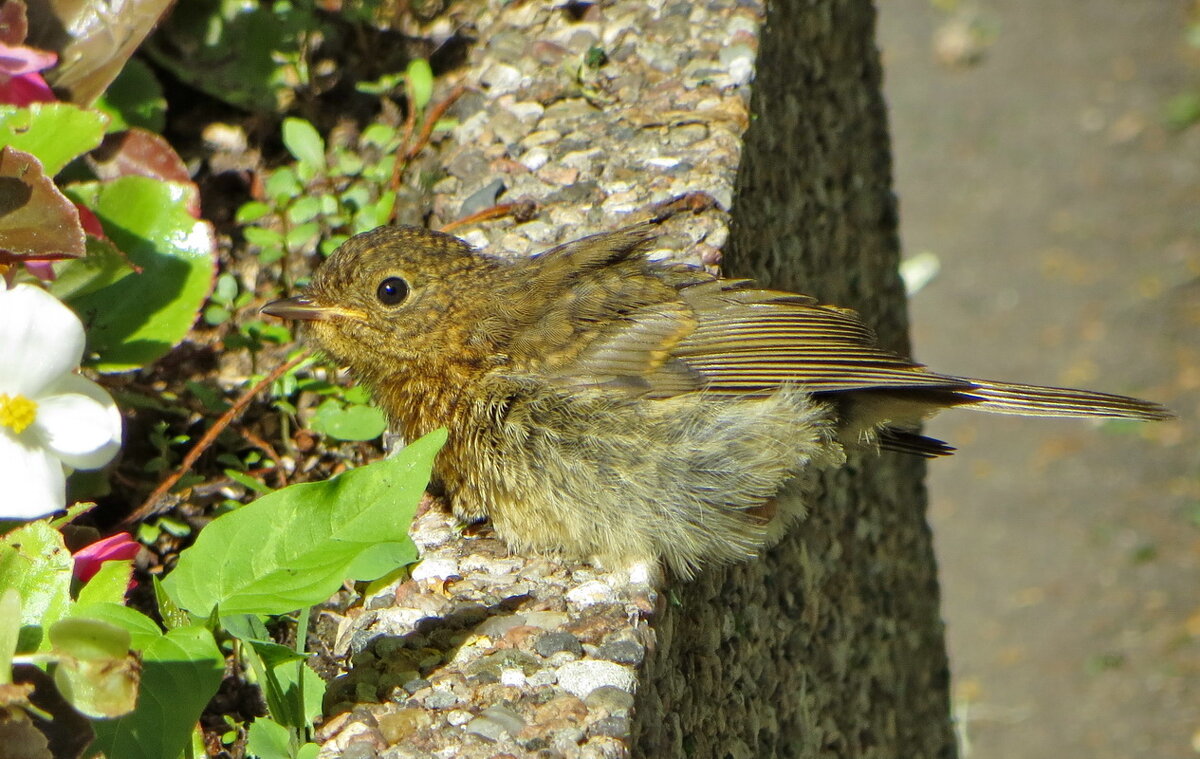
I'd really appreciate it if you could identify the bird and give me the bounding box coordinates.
[262,223,1171,580]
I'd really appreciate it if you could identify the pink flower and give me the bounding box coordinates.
[73,532,140,584]
[0,40,56,105]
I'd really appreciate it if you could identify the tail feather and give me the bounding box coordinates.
[952,379,1173,421]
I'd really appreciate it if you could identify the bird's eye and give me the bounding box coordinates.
[376,277,409,306]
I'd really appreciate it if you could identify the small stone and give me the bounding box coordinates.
[519,129,561,148]
[410,558,460,582]
[508,100,546,122]
[402,678,429,695]
[463,716,506,742]
[446,709,473,727]
[719,43,756,86]
[560,148,604,171]
[481,705,526,735]
[533,693,589,724]
[588,715,631,738]
[527,669,558,687]
[534,631,584,658]
[596,639,644,665]
[500,667,527,687]
[481,63,524,95]
[555,660,635,699]
[584,685,635,714]
[536,165,580,186]
[476,613,527,640]
[424,689,458,709]
[523,611,570,629]
[520,147,550,171]
[565,580,616,606]
[376,708,435,743]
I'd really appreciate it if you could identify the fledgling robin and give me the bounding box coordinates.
[262,224,1171,579]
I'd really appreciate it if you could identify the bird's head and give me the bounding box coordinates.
[262,225,500,383]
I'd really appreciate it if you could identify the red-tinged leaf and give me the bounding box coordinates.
[0,145,85,262]
[87,128,198,216]
[88,128,190,185]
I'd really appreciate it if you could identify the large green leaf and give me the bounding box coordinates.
[0,521,73,652]
[88,625,224,759]
[163,429,445,618]
[65,177,216,371]
[0,103,108,175]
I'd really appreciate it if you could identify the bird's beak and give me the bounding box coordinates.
[261,295,353,321]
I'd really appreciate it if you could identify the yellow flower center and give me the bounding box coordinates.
[0,393,37,434]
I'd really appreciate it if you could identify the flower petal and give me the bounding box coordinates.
[0,285,86,396]
[73,532,141,583]
[0,42,57,76]
[47,372,122,448]
[0,430,65,518]
[34,390,121,471]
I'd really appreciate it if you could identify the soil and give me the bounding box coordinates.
[878,2,1200,757]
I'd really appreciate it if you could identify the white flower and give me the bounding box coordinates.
[0,284,122,519]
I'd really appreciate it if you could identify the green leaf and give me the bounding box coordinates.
[69,603,163,651]
[225,469,273,495]
[50,618,139,719]
[237,201,273,223]
[0,589,19,685]
[153,575,191,630]
[297,742,320,759]
[65,177,216,372]
[1164,92,1200,130]
[355,71,406,96]
[94,58,168,133]
[76,559,133,606]
[240,637,309,729]
[162,429,446,618]
[244,226,284,247]
[50,617,131,660]
[264,167,302,201]
[89,626,224,759]
[245,717,293,759]
[0,103,109,176]
[286,196,322,224]
[0,521,73,652]
[406,58,434,111]
[311,400,387,441]
[276,658,324,730]
[360,123,397,148]
[282,118,325,170]
[49,237,136,301]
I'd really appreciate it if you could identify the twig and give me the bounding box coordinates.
[439,199,538,234]
[404,84,466,162]
[241,428,289,488]
[388,84,468,223]
[123,349,312,528]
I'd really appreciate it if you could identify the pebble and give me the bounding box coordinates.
[555,660,636,699]
[534,631,584,658]
[566,581,617,607]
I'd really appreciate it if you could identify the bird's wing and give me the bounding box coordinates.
[541,276,971,398]
[668,279,972,395]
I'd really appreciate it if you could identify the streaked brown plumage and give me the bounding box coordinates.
[262,224,1171,579]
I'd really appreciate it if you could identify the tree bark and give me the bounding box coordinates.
[633,4,955,755]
